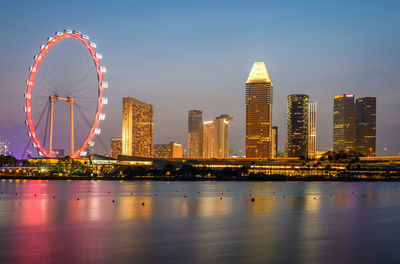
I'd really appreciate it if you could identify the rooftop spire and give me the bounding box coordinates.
[246,62,271,83]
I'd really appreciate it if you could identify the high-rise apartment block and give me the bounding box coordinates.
[286,94,309,158]
[246,62,273,158]
[188,110,203,158]
[202,114,233,158]
[355,97,376,156]
[110,137,122,159]
[153,142,183,158]
[122,97,153,158]
[333,94,356,152]
[308,101,317,159]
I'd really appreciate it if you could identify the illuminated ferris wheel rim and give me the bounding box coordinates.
[24,29,108,158]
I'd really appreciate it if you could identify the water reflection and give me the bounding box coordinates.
[0,181,399,263]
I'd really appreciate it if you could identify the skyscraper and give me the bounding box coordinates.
[355,97,376,156]
[202,121,216,158]
[246,62,273,159]
[122,97,153,158]
[188,110,203,158]
[272,126,278,158]
[202,114,233,158]
[308,101,317,159]
[215,114,233,158]
[333,94,355,152]
[110,137,122,159]
[286,94,309,158]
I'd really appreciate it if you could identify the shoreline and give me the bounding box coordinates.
[1,175,400,182]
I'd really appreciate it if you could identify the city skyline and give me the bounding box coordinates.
[0,0,399,156]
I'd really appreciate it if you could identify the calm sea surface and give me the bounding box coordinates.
[0,180,399,263]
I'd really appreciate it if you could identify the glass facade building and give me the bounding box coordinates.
[188,110,203,158]
[245,62,273,158]
[333,94,356,152]
[355,97,376,156]
[286,94,309,158]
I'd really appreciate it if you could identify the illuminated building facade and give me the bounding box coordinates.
[188,110,203,158]
[333,94,355,152]
[203,114,233,158]
[202,121,217,158]
[308,101,317,159]
[246,62,273,158]
[122,97,153,158]
[153,142,183,158]
[110,137,122,159]
[286,94,309,158]
[272,126,278,158]
[170,142,183,158]
[355,97,376,156]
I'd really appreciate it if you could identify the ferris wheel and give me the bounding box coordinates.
[24,29,108,158]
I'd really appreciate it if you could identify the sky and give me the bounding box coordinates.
[0,0,400,157]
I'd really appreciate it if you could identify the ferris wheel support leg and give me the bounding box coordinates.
[49,96,54,157]
[70,99,74,157]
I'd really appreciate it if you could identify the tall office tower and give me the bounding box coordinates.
[188,110,203,157]
[286,94,310,157]
[333,94,355,152]
[272,126,278,158]
[110,137,122,159]
[202,114,233,158]
[246,62,274,158]
[202,121,217,158]
[122,97,154,158]
[308,101,317,159]
[215,114,233,158]
[355,97,376,156]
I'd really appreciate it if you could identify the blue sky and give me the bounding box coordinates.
[0,0,400,156]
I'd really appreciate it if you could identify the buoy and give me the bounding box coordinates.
[251,198,255,202]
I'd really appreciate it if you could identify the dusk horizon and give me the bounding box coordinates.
[1,0,399,157]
